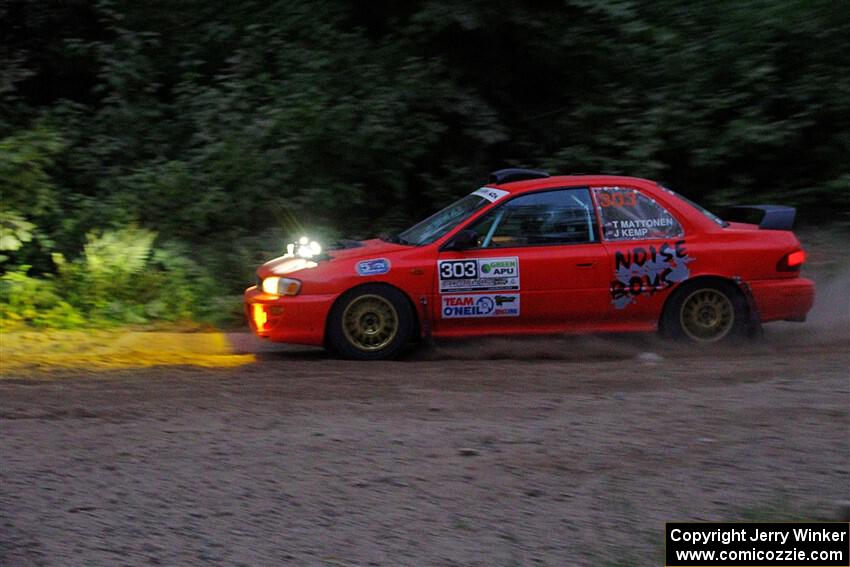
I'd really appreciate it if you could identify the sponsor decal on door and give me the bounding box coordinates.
[438,257,519,293]
[441,294,520,318]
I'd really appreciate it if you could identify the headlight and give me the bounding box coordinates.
[261,276,301,296]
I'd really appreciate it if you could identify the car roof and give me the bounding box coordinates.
[482,173,724,234]
[488,174,659,195]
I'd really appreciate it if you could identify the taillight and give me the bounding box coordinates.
[777,250,806,272]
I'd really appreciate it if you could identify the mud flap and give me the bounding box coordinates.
[734,277,764,339]
[418,296,432,340]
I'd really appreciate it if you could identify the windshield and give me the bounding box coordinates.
[397,194,491,246]
[661,186,728,227]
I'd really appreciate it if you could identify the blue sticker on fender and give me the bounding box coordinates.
[356,258,391,276]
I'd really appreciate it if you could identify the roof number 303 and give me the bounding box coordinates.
[440,261,476,279]
[598,191,637,207]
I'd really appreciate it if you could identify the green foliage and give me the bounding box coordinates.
[0,211,35,262]
[1,228,231,329]
[53,227,225,325]
[0,125,65,268]
[0,267,86,328]
[52,227,156,322]
[0,124,64,218]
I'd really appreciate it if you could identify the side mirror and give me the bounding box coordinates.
[443,229,479,251]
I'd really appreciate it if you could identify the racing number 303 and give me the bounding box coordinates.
[598,191,637,208]
[440,260,477,279]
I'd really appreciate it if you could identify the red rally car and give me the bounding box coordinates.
[245,169,814,359]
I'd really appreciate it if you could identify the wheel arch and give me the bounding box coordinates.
[323,282,422,347]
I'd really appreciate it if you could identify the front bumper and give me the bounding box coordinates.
[748,277,815,323]
[244,286,335,346]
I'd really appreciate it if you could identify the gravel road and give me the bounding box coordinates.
[2,329,848,566]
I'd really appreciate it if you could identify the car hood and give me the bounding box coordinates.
[258,239,410,277]
[325,238,410,260]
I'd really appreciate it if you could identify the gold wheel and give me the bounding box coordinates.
[341,294,399,352]
[679,288,735,342]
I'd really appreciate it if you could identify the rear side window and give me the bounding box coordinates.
[467,188,597,248]
[594,187,683,241]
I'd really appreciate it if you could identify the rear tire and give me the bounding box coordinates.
[326,284,414,360]
[662,281,748,343]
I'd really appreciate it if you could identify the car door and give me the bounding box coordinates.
[592,185,691,327]
[433,187,610,336]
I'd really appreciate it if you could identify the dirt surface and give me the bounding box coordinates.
[2,325,848,566]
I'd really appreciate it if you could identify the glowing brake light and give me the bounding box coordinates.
[777,250,806,271]
[787,250,806,267]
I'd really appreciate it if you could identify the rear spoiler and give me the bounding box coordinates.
[721,205,796,230]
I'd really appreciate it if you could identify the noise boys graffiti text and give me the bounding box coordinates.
[610,240,694,309]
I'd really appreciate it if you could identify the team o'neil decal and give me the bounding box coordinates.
[610,240,693,309]
[438,257,519,293]
[442,294,520,318]
[356,258,391,276]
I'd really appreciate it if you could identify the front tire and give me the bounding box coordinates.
[326,284,414,360]
[662,281,747,343]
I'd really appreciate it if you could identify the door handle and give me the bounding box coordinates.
[576,262,595,268]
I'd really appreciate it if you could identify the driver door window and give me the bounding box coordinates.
[467,188,597,247]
